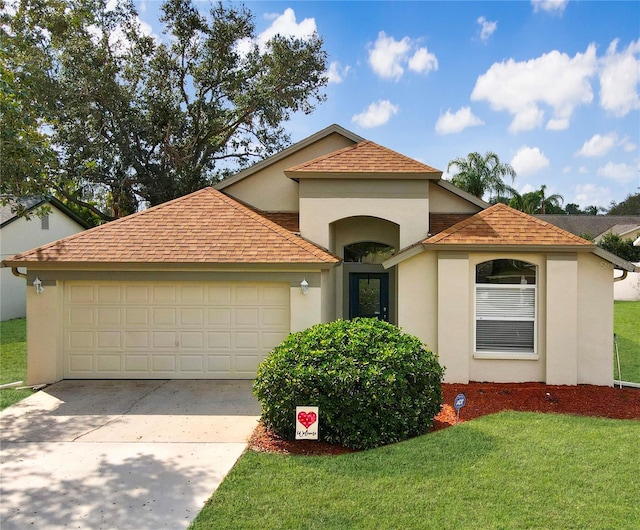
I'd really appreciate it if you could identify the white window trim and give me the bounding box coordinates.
[474,273,538,359]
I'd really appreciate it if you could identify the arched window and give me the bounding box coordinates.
[343,242,395,264]
[475,259,537,355]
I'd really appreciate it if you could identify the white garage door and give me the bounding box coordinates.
[63,281,290,379]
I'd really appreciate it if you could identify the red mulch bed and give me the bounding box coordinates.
[248,383,640,456]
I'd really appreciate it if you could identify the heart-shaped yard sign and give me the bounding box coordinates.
[297,410,317,429]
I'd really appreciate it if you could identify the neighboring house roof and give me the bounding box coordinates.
[0,196,91,229]
[599,224,640,241]
[536,215,640,240]
[385,203,637,272]
[216,123,365,191]
[285,140,442,179]
[3,188,338,267]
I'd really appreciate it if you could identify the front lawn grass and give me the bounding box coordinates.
[614,301,640,383]
[0,318,32,410]
[190,412,640,530]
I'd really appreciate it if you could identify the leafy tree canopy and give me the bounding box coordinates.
[598,232,640,262]
[608,192,640,215]
[1,0,328,221]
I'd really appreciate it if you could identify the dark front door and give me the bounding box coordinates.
[349,273,389,321]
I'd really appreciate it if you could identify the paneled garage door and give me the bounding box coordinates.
[63,281,290,379]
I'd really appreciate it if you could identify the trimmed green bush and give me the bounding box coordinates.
[253,318,445,450]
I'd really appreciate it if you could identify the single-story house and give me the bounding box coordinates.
[1,197,90,321]
[3,125,637,386]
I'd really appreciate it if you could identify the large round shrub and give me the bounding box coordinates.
[253,318,445,450]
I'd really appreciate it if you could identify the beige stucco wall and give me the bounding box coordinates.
[1,209,86,321]
[26,283,64,384]
[221,133,356,212]
[614,263,640,301]
[396,249,613,385]
[396,251,438,353]
[576,253,614,386]
[428,181,483,213]
[300,179,429,249]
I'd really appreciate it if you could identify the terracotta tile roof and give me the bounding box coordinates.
[286,140,441,176]
[5,188,338,265]
[424,203,594,247]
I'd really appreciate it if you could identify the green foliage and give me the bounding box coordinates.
[447,151,516,200]
[508,185,564,214]
[3,0,328,219]
[0,319,33,410]
[253,318,444,450]
[614,301,640,383]
[608,192,640,215]
[598,232,640,262]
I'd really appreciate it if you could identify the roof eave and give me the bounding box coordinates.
[285,170,442,181]
[1,260,340,271]
[592,247,638,272]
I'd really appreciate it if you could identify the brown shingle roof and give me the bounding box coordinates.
[286,140,441,176]
[4,188,338,265]
[424,203,594,247]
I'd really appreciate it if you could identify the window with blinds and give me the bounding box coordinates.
[475,260,536,355]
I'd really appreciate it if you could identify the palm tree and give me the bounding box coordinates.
[509,185,564,214]
[447,151,517,200]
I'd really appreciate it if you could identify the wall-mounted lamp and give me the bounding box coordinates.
[300,279,309,295]
[33,277,44,294]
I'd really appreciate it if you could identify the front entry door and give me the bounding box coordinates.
[349,273,389,321]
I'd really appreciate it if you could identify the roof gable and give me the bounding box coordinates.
[0,197,91,229]
[424,203,593,247]
[285,140,442,179]
[4,188,338,266]
[216,124,364,191]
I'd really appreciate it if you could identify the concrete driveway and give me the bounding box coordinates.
[0,380,261,530]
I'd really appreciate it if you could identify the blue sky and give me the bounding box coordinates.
[135,0,640,210]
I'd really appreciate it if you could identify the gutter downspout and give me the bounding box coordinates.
[11,267,27,279]
[613,270,627,282]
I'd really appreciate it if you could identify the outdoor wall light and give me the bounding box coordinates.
[300,279,309,295]
[33,277,44,294]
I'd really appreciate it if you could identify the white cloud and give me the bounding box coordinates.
[471,45,597,132]
[562,166,571,174]
[596,161,638,183]
[352,100,399,128]
[435,107,484,135]
[258,8,317,48]
[477,16,497,42]
[368,31,437,81]
[511,146,550,176]
[327,61,350,84]
[599,38,640,117]
[574,183,612,208]
[576,132,619,157]
[578,166,589,174]
[531,0,568,14]
[622,138,637,152]
[408,47,438,74]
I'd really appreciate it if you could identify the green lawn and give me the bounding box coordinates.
[190,412,640,530]
[0,318,33,410]
[614,301,640,384]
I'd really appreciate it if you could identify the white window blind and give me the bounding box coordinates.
[475,285,536,353]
